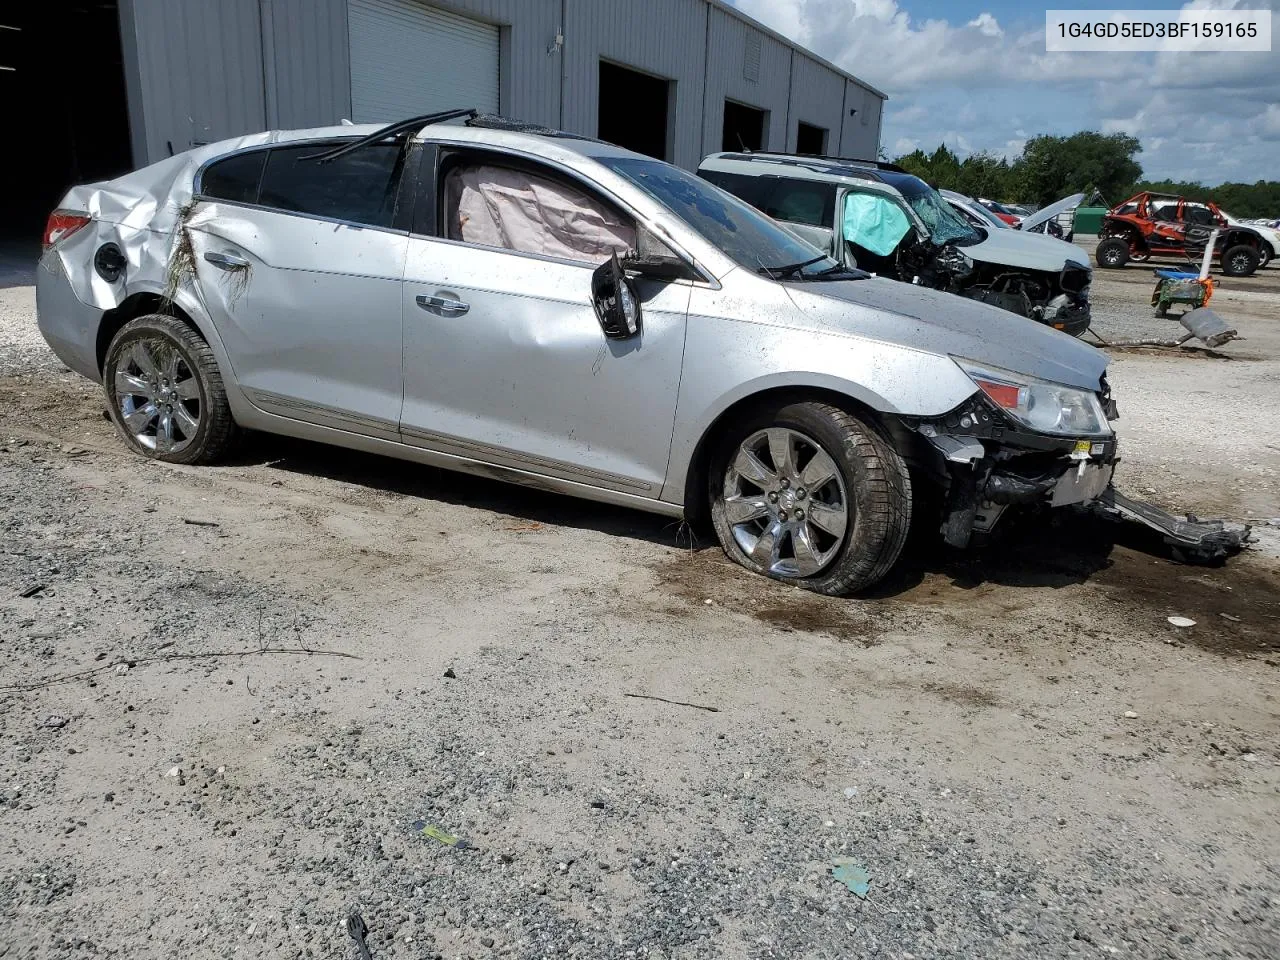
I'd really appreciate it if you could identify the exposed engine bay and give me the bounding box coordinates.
[899,240,1092,336]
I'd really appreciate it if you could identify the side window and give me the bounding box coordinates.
[1185,206,1214,226]
[697,170,775,211]
[440,159,636,264]
[764,178,837,227]
[258,142,404,228]
[199,151,266,204]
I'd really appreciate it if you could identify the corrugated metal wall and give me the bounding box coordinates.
[261,0,352,129]
[120,0,883,168]
[786,53,846,154]
[703,4,794,155]
[561,0,708,168]
[122,0,266,161]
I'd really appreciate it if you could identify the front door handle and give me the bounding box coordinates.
[416,294,470,317]
[204,251,250,270]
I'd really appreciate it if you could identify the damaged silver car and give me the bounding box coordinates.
[38,110,1122,595]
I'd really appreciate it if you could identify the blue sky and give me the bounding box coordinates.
[729,0,1280,187]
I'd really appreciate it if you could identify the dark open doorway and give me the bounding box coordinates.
[796,122,828,156]
[722,100,766,152]
[597,61,671,161]
[0,1,133,246]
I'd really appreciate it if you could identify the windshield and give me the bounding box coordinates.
[597,156,842,278]
[890,176,982,246]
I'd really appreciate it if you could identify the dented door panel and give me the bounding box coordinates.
[187,204,407,438]
[400,239,689,495]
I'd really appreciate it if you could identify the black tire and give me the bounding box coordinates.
[103,313,239,464]
[708,401,912,596]
[1221,244,1259,277]
[1095,237,1129,269]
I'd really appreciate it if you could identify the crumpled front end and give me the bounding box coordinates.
[909,383,1119,548]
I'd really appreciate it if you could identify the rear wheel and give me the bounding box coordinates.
[1255,245,1271,269]
[709,401,911,596]
[1095,237,1129,268]
[103,314,239,464]
[1221,244,1259,277]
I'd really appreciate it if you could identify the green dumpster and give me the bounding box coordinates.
[1073,206,1107,235]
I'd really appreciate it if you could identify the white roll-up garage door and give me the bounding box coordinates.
[348,0,499,122]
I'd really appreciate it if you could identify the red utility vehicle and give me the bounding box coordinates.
[1094,192,1264,277]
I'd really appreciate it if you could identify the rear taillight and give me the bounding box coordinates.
[43,210,92,250]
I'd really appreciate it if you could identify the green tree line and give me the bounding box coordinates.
[893,133,1280,219]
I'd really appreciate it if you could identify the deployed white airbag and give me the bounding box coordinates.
[446,164,635,262]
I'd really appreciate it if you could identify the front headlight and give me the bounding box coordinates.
[954,358,1111,437]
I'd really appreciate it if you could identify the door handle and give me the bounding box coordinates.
[204,251,250,270]
[416,294,470,317]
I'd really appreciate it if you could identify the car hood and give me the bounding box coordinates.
[1018,192,1086,233]
[786,275,1108,391]
[966,227,1091,273]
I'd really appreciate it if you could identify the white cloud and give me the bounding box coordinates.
[967,13,1003,38]
[728,0,1280,183]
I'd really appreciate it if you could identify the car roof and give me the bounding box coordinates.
[697,153,932,201]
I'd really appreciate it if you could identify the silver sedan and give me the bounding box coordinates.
[37,110,1118,594]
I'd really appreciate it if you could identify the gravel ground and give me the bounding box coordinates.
[1,250,1278,960]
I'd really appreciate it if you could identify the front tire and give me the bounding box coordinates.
[1221,244,1259,277]
[103,313,239,464]
[1095,237,1129,269]
[708,401,911,596]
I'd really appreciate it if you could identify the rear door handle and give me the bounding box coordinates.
[204,251,250,270]
[416,295,470,317]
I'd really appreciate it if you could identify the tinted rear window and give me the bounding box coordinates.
[698,169,773,210]
[258,143,404,228]
[765,177,837,227]
[200,151,266,204]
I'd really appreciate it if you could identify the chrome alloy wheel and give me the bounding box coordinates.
[113,338,201,454]
[722,427,849,577]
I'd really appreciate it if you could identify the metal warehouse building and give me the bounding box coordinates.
[5,0,884,236]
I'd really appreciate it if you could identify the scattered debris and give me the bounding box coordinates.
[622,692,720,713]
[1219,613,1242,623]
[503,521,543,532]
[115,663,129,675]
[410,820,472,850]
[181,517,220,528]
[1167,616,1197,628]
[830,858,871,898]
[19,583,46,598]
[443,667,457,679]
[39,715,68,730]
[344,908,374,960]
[1124,711,1139,719]
[1088,488,1251,563]
[843,786,859,799]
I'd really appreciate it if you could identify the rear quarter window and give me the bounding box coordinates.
[199,151,266,204]
[258,142,404,228]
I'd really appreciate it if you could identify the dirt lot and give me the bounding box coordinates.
[2,252,1279,960]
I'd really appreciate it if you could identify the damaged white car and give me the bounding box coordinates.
[698,153,1094,337]
[39,110,1176,594]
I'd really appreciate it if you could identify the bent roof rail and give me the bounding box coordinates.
[304,108,479,163]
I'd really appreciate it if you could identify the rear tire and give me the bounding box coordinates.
[103,313,239,464]
[1095,237,1129,269]
[1221,244,1259,277]
[708,401,912,596]
[1258,245,1272,269]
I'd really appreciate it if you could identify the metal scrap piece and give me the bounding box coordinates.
[1089,487,1251,563]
